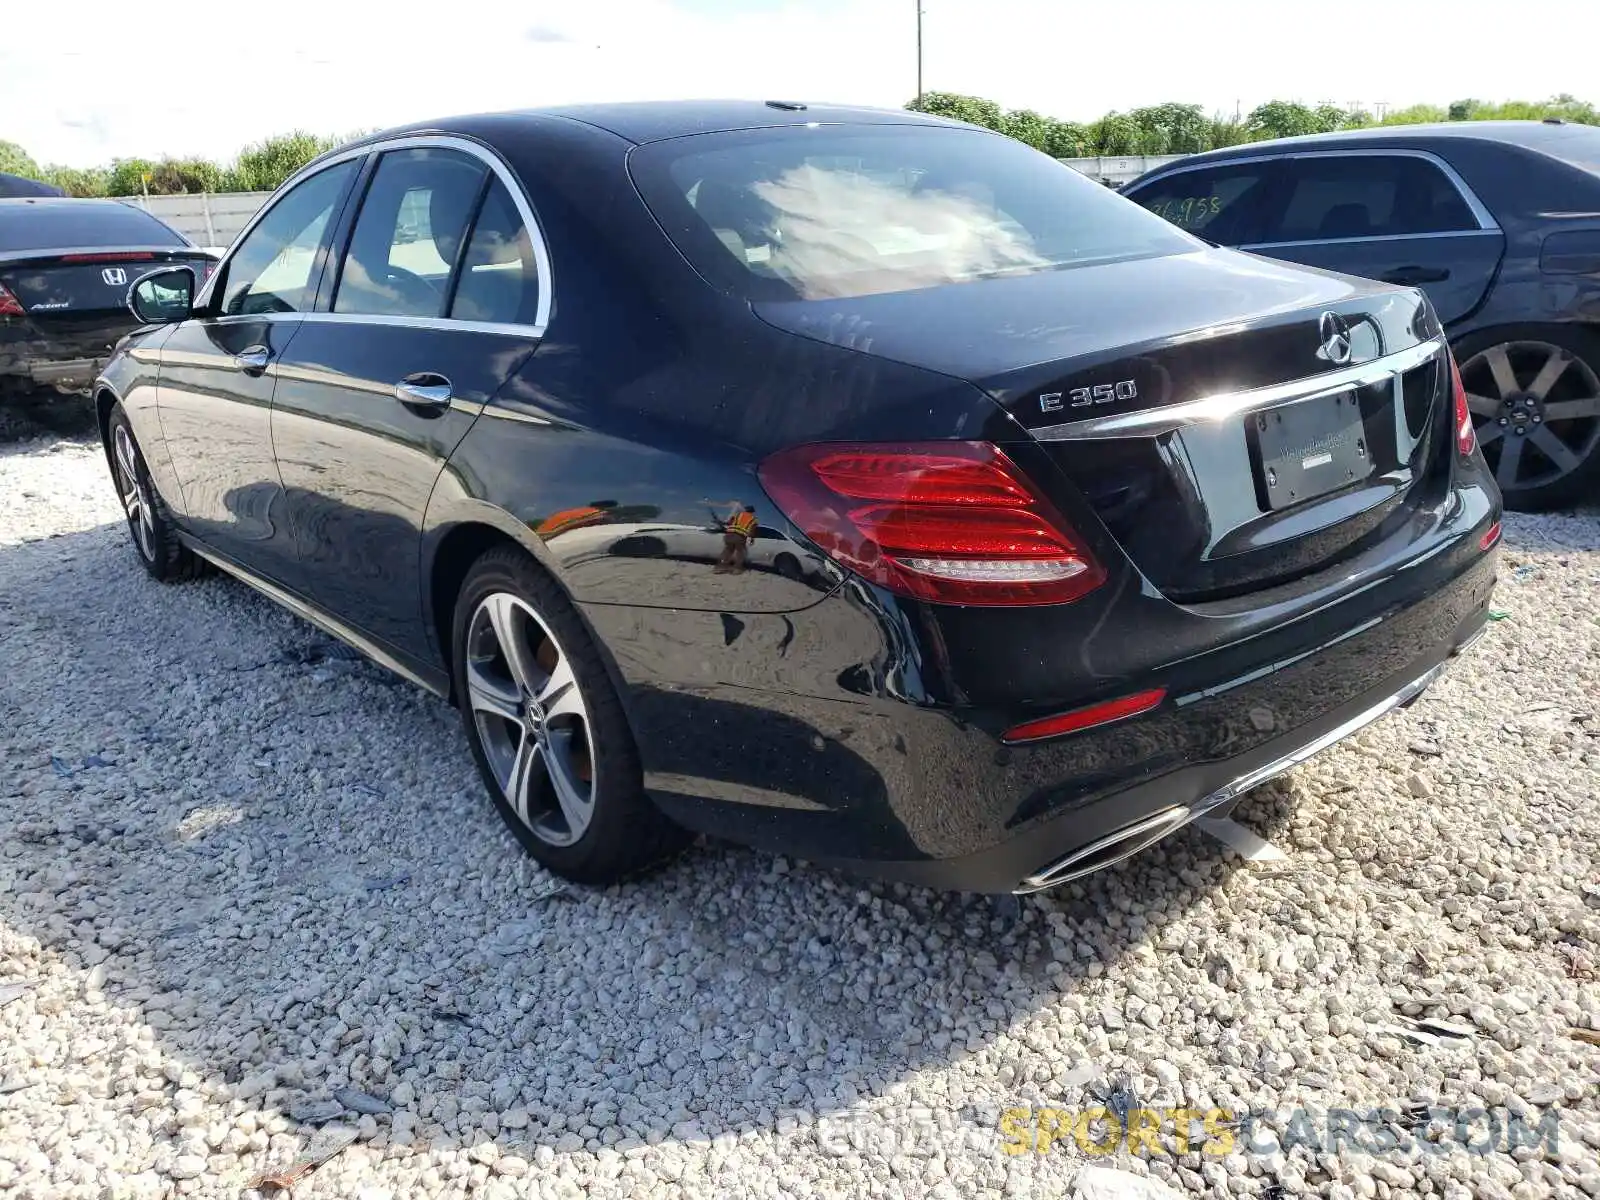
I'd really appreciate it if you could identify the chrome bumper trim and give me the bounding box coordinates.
[1016,658,1450,893]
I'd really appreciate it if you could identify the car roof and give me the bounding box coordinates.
[1152,119,1600,171]
[356,100,958,149]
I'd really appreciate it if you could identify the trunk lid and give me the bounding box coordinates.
[0,248,213,323]
[754,248,1452,601]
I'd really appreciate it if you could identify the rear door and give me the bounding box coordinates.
[1240,152,1505,325]
[156,160,358,585]
[270,141,546,662]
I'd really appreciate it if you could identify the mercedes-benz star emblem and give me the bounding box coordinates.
[1317,310,1352,365]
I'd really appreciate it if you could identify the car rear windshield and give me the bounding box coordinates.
[629,124,1197,302]
[0,201,188,254]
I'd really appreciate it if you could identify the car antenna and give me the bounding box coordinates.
[765,100,807,111]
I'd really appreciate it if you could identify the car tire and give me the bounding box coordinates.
[106,403,205,582]
[450,544,691,885]
[1454,325,1600,511]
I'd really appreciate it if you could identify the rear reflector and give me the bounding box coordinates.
[1003,688,1167,744]
[1450,353,1477,457]
[1478,520,1502,551]
[59,251,157,263]
[0,283,22,318]
[758,441,1105,606]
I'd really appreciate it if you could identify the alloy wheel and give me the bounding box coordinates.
[1461,340,1600,493]
[112,424,157,562]
[464,592,595,847]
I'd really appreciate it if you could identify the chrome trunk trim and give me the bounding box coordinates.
[1031,337,1445,442]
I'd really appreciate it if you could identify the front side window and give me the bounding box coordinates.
[1266,156,1480,243]
[333,148,486,318]
[1127,163,1275,245]
[630,125,1197,302]
[221,161,355,316]
[449,179,541,325]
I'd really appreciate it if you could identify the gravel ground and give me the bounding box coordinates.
[1,432,1597,1200]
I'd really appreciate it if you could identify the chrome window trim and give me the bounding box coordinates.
[1238,228,1504,252]
[1129,147,1499,238]
[1031,336,1444,442]
[192,134,553,337]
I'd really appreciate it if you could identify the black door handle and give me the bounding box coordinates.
[1380,266,1451,284]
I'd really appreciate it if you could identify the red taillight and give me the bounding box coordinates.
[1450,354,1477,457]
[758,441,1106,606]
[1003,688,1167,744]
[59,251,156,263]
[1479,520,1502,552]
[0,283,22,317]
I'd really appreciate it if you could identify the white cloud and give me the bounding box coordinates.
[4,0,1596,165]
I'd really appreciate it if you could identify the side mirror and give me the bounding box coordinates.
[127,266,195,325]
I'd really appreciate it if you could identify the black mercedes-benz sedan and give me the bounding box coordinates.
[1,198,213,412]
[96,101,1501,894]
[1124,120,1600,511]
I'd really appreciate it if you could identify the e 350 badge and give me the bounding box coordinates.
[1040,380,1138,413]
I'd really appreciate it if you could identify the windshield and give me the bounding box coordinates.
[0,200,187,253]
[630,124,1197,301]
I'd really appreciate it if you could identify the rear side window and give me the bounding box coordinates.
[1266,155,1480,242]
[448,179,541,326]
[1126,164,1275,245]
[334,148,486,319]
[222,162,355,316]
[630,125,1196,302]
[0,200,187,253]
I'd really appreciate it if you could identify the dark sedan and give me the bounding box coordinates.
[96,102,1500,894]
[1,197,213,413]
[1124,120,1600,510]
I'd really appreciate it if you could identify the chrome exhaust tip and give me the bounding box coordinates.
[1016,805,1192,894]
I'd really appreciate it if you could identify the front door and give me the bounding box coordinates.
[1240,153,1506,327]
[156,160,358,586]
[271,146,544,661]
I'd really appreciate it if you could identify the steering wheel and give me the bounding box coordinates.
[382,264,444,309]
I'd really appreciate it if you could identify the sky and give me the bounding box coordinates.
[5,0,1598,167]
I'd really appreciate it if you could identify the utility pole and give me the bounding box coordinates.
[915,1,923,107]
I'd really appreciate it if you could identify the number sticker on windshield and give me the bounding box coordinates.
[1145,195,1223,229]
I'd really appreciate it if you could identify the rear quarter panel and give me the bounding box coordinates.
[1444,139,1600,337]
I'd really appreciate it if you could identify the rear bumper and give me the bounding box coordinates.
[601,494,1498,892]
[13,357,106,388]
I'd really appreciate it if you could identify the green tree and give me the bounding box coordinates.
[1000,108,1054,151]
[1130,103,1211,153]
[1042,120,1088,158]
[906,91,1003,131]
[0,139,40,178]
[41,166,110,197]
[106,157,160,196]
[1087,112,1149,155]
[231,132,336,191]
[1246,101,1323,140]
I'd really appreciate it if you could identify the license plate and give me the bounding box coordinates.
[1255,392,1370,510]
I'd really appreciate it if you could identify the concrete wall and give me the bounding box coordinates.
[124,192,272,250]
[127,154,1186,249]
[1060,154,1185,185]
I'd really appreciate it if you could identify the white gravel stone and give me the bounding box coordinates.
[1,433,1598,1199]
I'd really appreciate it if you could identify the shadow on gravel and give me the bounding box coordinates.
[14,486,1596,1177]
